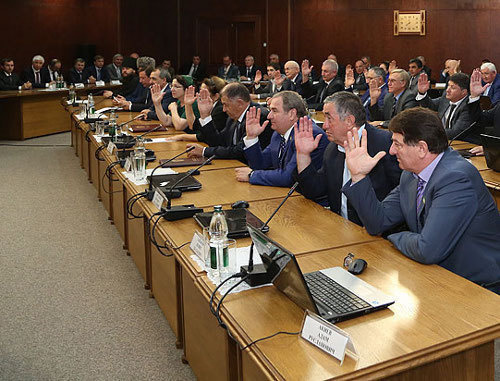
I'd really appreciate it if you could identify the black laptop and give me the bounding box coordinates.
[147,173,202,193]
[480,134,500,172]
[247,225,395,323]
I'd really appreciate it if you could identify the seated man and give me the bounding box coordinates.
[342,107,500,294]
[417,55,432,79]
[239,55,259,81]
[103,58,139,99]
[68,58,87,84]
[295,92,401,225]
[479,62,500,105]
[408,58,423,91]
[352,60,368,91]
[138,67,174,120]
[235,91,328,187]
[186,82,272,162]
[179,55,207,83]
[369,68,418,127]
[301,59,344,111]
[0,58,31,90]
[217,55,240,82]
[416,72,476,143]
[105,53,124,81]
[161,59,175,79]
[84,55,109,83]
[269,53,284,73]
[358,66,388,120]
[281,60,303,94]
[42,59,62,82]
[21,55,50,88]
[251,62,284,100]
[112,66,153,111]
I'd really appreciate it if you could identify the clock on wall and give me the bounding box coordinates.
[394,10,426,36]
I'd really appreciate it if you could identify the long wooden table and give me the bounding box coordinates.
[67,101,500,380]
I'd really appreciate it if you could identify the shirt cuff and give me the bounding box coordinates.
[243,136,259,148]
[415,92,427,100]
[468,96,480,103]
[254,83,261,89]
[202,147,206,157]
[199,115,212,126]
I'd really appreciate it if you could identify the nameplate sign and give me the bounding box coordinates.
[75,83,85,88]
[95,80,105,87]
[190,231,208,261]
[152,189,168,211]
[300,311,358,365]
[124,157,132,172]
[107,141,116,154]
[111,80,122,85]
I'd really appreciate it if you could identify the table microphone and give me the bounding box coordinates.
[448,121,478,148]
[161,155,216,221]
[145,146,196,201]
[241,181,299,286]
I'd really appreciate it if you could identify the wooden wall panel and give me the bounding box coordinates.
[1,0,119,75]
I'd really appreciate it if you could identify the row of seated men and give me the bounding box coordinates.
[1,52,498,292]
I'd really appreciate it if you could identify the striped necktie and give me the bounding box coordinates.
[416,176,425,212]
[278,136,287,168]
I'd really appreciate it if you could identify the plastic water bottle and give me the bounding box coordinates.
[88,93,95,114]
[68,85,76,104]
[209,205,229,281]
[133,137,146,182]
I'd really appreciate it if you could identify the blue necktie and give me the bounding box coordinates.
[278,136,287,168]
[416,176,425,212]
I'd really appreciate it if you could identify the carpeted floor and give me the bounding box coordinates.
[0,133,195,380]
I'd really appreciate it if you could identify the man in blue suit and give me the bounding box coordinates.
[480,62,500,105]
[294,92,401,225]
[342,107,500,293]
[235,91,328,187]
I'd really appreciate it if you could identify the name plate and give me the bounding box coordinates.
[190,231,208,261]
[107,141,116,154]
[300,311,358,364]
[124,157,132,172]
[75,83,85,88]
[95,80,105,87]
[111,80,122,85]
[152,188,168,211]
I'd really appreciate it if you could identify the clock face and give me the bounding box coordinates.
[399,14,421,32]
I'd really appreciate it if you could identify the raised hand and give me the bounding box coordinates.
[294,117,321,156]
[151,83,165,105]
[344,67,355,88]
[274,70,285,87]
[196,87,213,118]
[245,106,269,139]
[344,128,386,183]
[301,59,313,79]
[184,85,196,106]
[388,60,397,73]
[369,80,381,105]
[417,72,430,94]
[254,70,262,84]
[470,68,490,97]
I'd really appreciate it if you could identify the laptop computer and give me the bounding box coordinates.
[247,225,395,323]
[194,209,269,238]
[147,172,202,193]
[480,134,500,172]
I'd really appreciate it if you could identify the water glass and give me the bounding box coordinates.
[131,152,146,182]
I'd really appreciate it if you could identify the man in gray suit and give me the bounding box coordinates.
[408,58,423,91]
[369,68,418,128]
[105,53,123,81]
[416,72,476,143]
[341,107,500,294]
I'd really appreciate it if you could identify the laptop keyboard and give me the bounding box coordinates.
[304,271,371,315]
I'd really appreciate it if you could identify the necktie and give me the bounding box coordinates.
[319,83,327,103]
[35,71,40,84]
[416,176,425,212]
[97,68,101,81]
[278,136,287,168]
[78,72,82,82]
[8,74,12,84]
[391,96,397,118]
[445,104,457,129]
[247,68,251,77]
[232,120,241,144]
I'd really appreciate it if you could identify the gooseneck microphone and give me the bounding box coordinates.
[145,146,196,200]
[241,181,299,286]
[448,121,478,148]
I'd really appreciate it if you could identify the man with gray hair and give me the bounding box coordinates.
[21,55,50,88]
[137,56,156,71]
[235,91,328,186]
[139,67,174,120]
[294,91,400,225]
[369,68,418,127]
[301,59,344,110]
[479,62,499,105]
[105,53,124,80]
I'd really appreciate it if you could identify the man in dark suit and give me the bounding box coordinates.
[239,55,259,81]
[179,55,207,83]
[68,58,88,84]
[295,92,401,225]
[417,72,476,143]
[41,59,62,83]
[21,55,51,88]
[369,68,418,128]
[354,66,388,121]
[138,67,173,120]
[282,60,303,95]
[251,63,284,100]
[217,55,239,82]
[301,59,344,111]
[105,53,124,81]
[0,58,31,90]
[480,62,500,105]
[342,108,500,294]
[353,60,368,92]
[84,55,109,84]
[417,56,432,80]
[186,82,272,162]
[236,91,328,186]
[112,66,153,112]
[408,58,423,92]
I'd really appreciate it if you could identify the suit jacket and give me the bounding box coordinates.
[297,124,401,226]
[281,74,303,96]
[484,74,500,105]
[84,65,110,83]
[105,64,122,81]
[217,64,240,81]
[353,72,368,91]
[360,83,388,121]
[254,79,283,99]
[343,148,500,289]
[369,88,418,127]
[0,72,22,90]
[68,68,88,84]
[195,101,228,143]
[147,84,175,120]
[418,94,477,143]
[179,63,207,82]
[422,66,432,80]
[113,74,139,98]
[130,87,152,112]
[41,67,60,82]
[468,98,500,137]
[202,102,272,162]
[301,76,345,110]
[245,121,328,187]
[239,65,259,80]
[408,72,421,92]
[126,81,147,102]
[21,67,51,88]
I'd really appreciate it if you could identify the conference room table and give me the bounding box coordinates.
[67,101,500,380]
